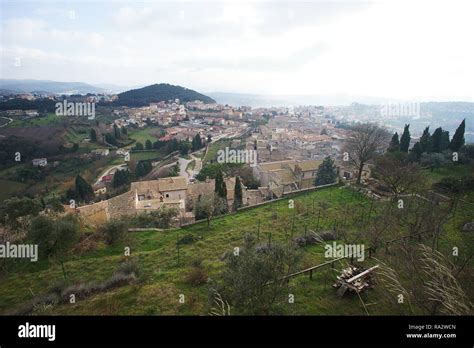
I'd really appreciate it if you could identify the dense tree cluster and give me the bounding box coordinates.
[66,175,94,203]
[112,169,130,188]
[109,83,215,107]
[135,160,153,178]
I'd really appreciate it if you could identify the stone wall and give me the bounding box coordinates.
[107,191,135,219]
[76,200,109,226]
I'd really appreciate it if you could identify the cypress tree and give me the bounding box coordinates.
[90,128,97,142]
[441,130,450,152]
[215,170,227,199]
[399,124,411,152]
[145,139,152,150]
[431,127,443,153]
[388,132,400,152]
[450,119,465,151]
[75,175,94,202]
[233,176,243,211]
[419,126,431,153]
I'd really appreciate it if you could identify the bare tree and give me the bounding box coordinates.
[373,153,425,199]
[343,123,390,184]
[194,193,227,227]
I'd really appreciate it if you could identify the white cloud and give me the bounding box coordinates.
[1,0,473,101]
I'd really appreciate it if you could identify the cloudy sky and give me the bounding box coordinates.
[1,0,473,100]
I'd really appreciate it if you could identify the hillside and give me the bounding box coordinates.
[0,79,105,95]
[1,185,472,315]
[112,83,215,107]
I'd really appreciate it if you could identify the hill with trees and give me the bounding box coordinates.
[110,83,215,107]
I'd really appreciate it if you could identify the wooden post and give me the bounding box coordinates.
[292,214,295,235]
[176,235,180,266]
[368,199,374,220]
[61,261,67,280]
[257,220,260,240]
[316,209,321,231]
[309,270,313,280]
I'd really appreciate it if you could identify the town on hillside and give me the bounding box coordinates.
[1,1,473,344]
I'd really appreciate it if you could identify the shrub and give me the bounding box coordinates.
[317,230,337,241]
[185,267,208,286]
[100,220,128,245]
[28,214,80,257]
[178,233,200,245]
[116,259,140,277]
[293,234,318,247]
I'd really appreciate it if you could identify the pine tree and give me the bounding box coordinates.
[315,156,338,186]
[388,132,400,152]
[399,124,411,152]
[450,119,465,151]
[233,176,243,211]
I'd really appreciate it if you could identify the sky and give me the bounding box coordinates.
[1,0,473,101]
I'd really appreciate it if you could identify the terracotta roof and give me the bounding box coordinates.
[131,176,188,195]
[157,176,188,191]
[296,160,322,172]
[187,177,238,200]
[259,160,296,172]
[271,169,297,185]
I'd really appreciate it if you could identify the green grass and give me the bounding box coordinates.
[0,186,383,315]
[131,150,166,162]
[129,128,164,145]
[203,139,231,164]
[0,185,472,315]
[422,164,472,186]
[7,113,62,128]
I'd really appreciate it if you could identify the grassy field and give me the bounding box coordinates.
[129,128,164,145]
[131,150,166,162]
[203,139,231,164]
[7,113,63,128]
[2,184,471,315]
[422,164,472,186]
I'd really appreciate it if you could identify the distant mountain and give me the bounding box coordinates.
[93,83,136,94]
[0,79,106,95]
[113,83,215,107]
[208,92,389,107]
